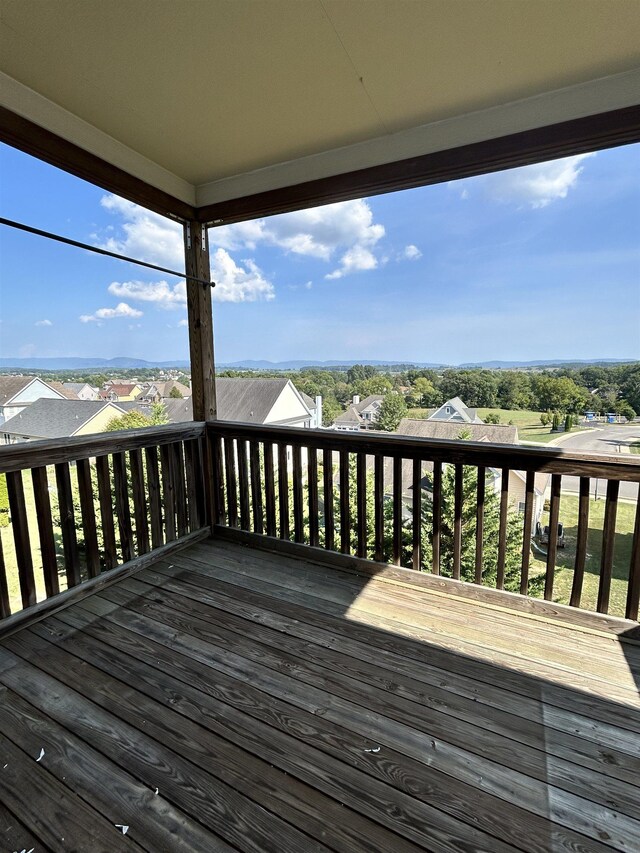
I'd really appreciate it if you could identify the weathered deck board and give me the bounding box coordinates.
[0,537,638,852]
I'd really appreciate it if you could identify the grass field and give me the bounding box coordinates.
[631,441,640,455]
[406,407,573,443]
[530,494,636,618]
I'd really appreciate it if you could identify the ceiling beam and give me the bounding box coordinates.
[199,105,640,226]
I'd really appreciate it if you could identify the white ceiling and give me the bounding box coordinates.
[1,0,640,206]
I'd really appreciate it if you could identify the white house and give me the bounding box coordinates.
[62,382,99,401]
[333,394,384,431]
[429,397,484,424]
[0,375,77,425]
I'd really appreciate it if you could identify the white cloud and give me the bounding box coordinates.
[451,153,595,208]
[326,245,378,280]
[108,279,186,309]
[35,319,53,327]
[211,248,275,302]
[80,302,143,323]
[402,245,422,260]
[99,196,183,267]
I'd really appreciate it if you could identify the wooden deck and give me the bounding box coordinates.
[0,537,638,852]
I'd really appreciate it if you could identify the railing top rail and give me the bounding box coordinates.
[206,420,640,482]
[0,422,206,473]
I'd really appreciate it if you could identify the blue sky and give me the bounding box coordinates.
[0,141,638,364]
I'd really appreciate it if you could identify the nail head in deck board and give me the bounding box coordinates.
[160,443,178,542]
[570,477,591,609]
[544,475,562,601]
[249,440,264,536]
[356,453,367,559]
[520,470,536,596]
[144,445,164,550]
[263,442,277,538]
[496,467,510,590]
[626,498,640,621]
[277,442,290,540]
[95,454,118,571]
[292,444,304,544]
[5,470,36,608]
[112,452,134,563]
[223,437,238,528]
[597,479,620,614]
[308,447,319,548]
[323,449,335,551]
[31,465,60,596]
[76,457,102,579]
[475,467,485,585]
[339,452,350,555]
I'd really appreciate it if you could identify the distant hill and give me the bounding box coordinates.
[0,356,636,372]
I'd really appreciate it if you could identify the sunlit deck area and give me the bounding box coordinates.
[1,535,638,852]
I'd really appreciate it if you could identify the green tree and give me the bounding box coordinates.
[539,412,551,426]
[496,372,533,410]
[150,402,169,425]
[377,393,407,431]
[564,414,572,433]
[321,396,342,427]
[484,412,501,424]
[412,377,441,407]
[169,386,184,398]
[104,411,154,431]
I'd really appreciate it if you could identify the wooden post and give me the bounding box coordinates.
[184,220,216,533]
[183,221,216,420]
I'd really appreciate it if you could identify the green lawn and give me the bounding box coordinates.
[631,441,640,455]
[530,494,636,618]
[476,408,568,443]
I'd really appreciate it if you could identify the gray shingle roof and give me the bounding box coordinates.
[334,405,363,425]
[159,378,299,424]
[354,394,383,412]
[396,418,518,445]
[1,399,123,438]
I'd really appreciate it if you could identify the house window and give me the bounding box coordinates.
[445,407,451,414]
[518,501,526,513]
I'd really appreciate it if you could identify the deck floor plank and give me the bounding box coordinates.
[0,537,638,852]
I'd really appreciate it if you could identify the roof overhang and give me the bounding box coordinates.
[1,1,639,223]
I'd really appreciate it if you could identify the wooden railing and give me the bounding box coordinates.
[0,423,207,624]
[207,422,640,621]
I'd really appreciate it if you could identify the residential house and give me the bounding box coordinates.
[333,394,384,430]
[62,382,99,400]
[0,375,77,425]
[100,383,143,402]
[300,392,323,429]
[1,399,126,444]
[429,397,484,424]
[137,380,192,402]
[160,378,314,428]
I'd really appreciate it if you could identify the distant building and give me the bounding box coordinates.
[428,397,484,424]
[333,394,384,431]
[137,380,192,402]
[0,375,77,425]
[1,399,125,444]
[99,383,143,402]
[63,382,99,401]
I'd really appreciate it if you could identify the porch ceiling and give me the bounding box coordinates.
[1,0,640,214]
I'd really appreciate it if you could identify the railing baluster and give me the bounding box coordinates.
[292,444,304,543]
[626,496,640,621]
[0,532,10,618]
[184,439,201,531]
[340,451,350,554]
[392,455,402,566]
[597,479,619,614]
[263,442,276,537]
[431,461,441,575]
[249,440,264,535]
[412,457,421,571]
[520,470,535,595]
[475,466,485,584]
[323,448,334,551]
[544,474,562,601]
[496,467,509,590]
[374,455,384,562]
[278,442,289,540]
[112,452,133,563]
[223,438,238,528]
[210,433,226,526]
[31,465,59,596]
[129,449,150,555]
[76,458,101,577]
[55,462,81,588]
[6,471,36,608]
[453,464,463,580]
[308,447,319,547]
[237,438,250,530]
[160,444,177,542]
[145,446,164,549]
[356,453,367,558]
[570,477,590,608]
[173,442,189,537]
[96,454,117,570]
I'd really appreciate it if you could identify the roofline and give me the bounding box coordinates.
[1,375,68,407]
[1,70,639,223]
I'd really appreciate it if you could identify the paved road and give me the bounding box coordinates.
[551,425,640,502]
